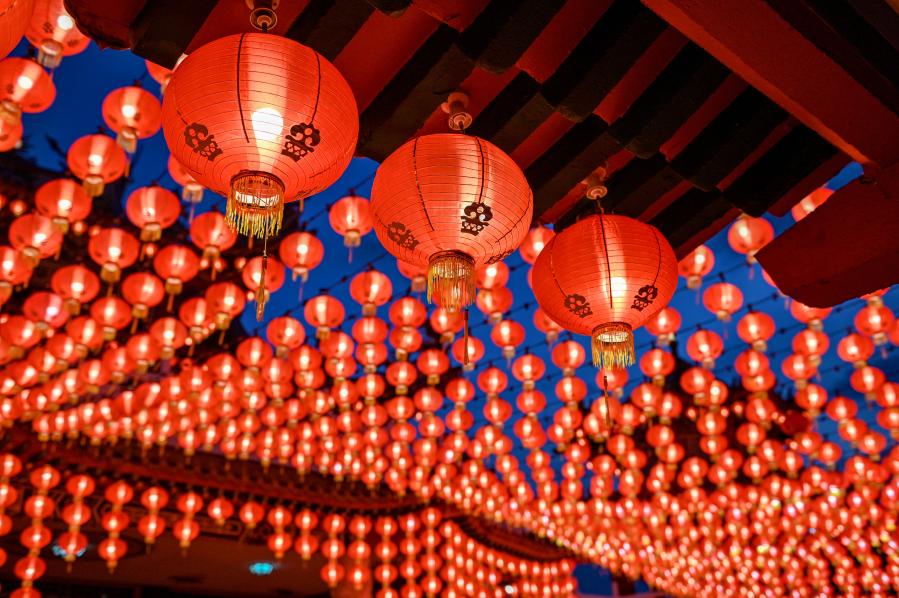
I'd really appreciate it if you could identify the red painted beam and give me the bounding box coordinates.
[757,164,899,307]
[642,0,899,167]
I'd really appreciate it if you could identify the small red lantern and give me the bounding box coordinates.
[519,226,554,264]
[126,186,181,242]
[329,194,372,253]
[25,0,89,67]
[102,85,162,153]
[791,188,831,222]
[0,57,55,125]
[678,245,714,289]
[34,178,91,232]
[727,214,773,263]
[67,133,128,197]
[702,282,743,321]
[279,231,324,282]
[737,311,775,351]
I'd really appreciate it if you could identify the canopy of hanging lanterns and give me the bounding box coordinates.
[0,2,896,598]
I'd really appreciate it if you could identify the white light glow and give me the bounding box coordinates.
[250,107,284,143]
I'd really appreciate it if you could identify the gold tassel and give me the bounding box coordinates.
[427,251,475,312]
[227,171,285,240]
[591,322,635,369]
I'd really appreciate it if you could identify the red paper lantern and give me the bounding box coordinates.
[350,269,393,316]
[519,226,554,265]
[727,215,773,263]
[329,194,372,249]
[66,133,128,197]
[0,57,55,125]
[125,186,181,241]
[190,210,237,266]
[25,0,89,67]
[168,154,204,204]
[279,231,324,282]
[34,178,91,232]
[0,117,22,151]
[737,311,775,351]
[161,33,357,239]
[791,188,831,222]
[532,214,676,368]
[0,0,34,60]
[50,264,99,314]
[678,245,714,289]
[102,85,162,153]
[9,213,62,266]
[702,282,743,321]
[371,133,532,312]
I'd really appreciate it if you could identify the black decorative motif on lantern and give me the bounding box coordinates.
[565,294,593,318]
[281,122,320,162]
[460,202,493,235]
[387,222,419,250]
[183,123,222,161]
[41,22,53,34]
[631,284,659,311]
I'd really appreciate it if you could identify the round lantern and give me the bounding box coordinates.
[792,188,831,222]
[532,214,677,368]
[678,245,714,289]
[0,57,55,125]
[102,85,162,153]
[66,133,128,197]
[329,194,372,250]
[519,226,554,264]
[703,282,743,321]
[25,0,89,67]
[370,133,532,313]
[34,178,91,232]
[125,185,181,241]
[161,33,358,239]
[0,117,22,151]
[0,0,34,60]
[727,214,773,263]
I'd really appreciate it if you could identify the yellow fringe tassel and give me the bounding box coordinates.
[591,322,635,369]
[227,171,285,240]
[427,251,475,313]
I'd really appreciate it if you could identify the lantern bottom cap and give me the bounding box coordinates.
[228,170,285,240]
[427,250,475,313]
[592,322,635,369]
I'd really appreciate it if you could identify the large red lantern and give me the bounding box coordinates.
[532,214,676,368]
[102,85,162,153]
[0,57,55,125]
[25,0,89,67]
[0,0,34,60]
[161,33,358,239]
[370,134,532,313]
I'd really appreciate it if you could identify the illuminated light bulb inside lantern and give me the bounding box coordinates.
[121,104,138,119]
[88,153,104,168]
[58,196,73,216]
[611,277,627,299]
[16,75,34,91]
[107,246,122,260]
[250,107,284,142]
[57,14,75,30]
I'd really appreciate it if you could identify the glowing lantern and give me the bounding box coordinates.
[102,85,162,153]
[837,332,874,368]
[23,291,67,332]
[532,214,677,368]
[0,117,22,151]
[792,329,829,365]
[0,0,34,60]
[66,133,128,197]
[491,320,525,360]
[519,226,554,264]
[25,0,88,67]
[791,188,831,222]
[304,295,344,339]
[855,304,895,345]
[167,154,204,205]
[329,194,372,253]
[153,244,200,308]
[50,264,99,314]
[0,57,54,126]
[702,282,743,321]
[9,213,62,266]
[205,282,246,330]
[121,272,165,323]
[161,33,358,240]
[686,330,723,369]
[727,214,773,263]
[267,316,305,358]
[371,133,532,313]
[639,348,674,385]
[736,311,775,351]
[789,301,831,331]
[349,269,392,316]
[34,178,91,232]
[533,307,563,343]
[279,231,324,282]
[125,185,181,242]
[190,210,237,271]
[678,245,714,289]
